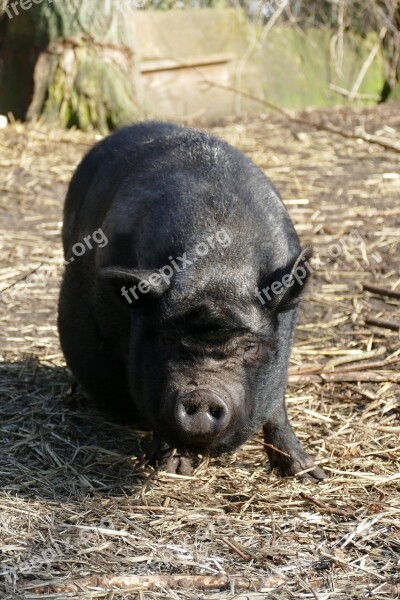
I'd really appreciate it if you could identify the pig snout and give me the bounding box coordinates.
[174,389,231,441]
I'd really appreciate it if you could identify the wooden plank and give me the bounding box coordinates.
[140,53,235,73]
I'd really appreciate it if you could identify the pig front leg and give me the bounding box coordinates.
[263,403,325,483]
[262,310,325,482]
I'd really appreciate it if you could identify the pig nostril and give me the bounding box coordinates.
[183,402,198,416]
[175,390,230,439]
[209,405,224,420]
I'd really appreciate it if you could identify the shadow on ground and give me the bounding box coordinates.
[0,358,150,501]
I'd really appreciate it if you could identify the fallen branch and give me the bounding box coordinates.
[289,350,400,378]
[200,80,400,154]
[20,573,285,594]
[288,373,323,384]
[365,317,400,331]
[321,371,399,383]
[363,282,400,299]
[333,356,400,372]
[322,346,386,370]
[289,370,399,384]
[300,492,353,518]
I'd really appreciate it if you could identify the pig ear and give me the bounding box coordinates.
[260,247,313,313]
[99,266,170,305]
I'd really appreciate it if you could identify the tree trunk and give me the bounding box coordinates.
[0,0,142,132]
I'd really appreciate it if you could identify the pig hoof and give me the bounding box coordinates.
[165,453,193,476]
[269,451,325,483]
[148,438,193,475]
[294,461,326,483]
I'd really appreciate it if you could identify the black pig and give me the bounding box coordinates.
[58,122,325,481]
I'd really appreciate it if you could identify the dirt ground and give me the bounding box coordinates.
[0,105,399,599]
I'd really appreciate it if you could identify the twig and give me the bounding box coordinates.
[336,356,400,372]
[321,371,399,383]
[300,492,353,517]
[262,442,291,457]
[348,26,387,101]
[322,346,386,370]
[345,384,376,401]
[259,0,290,48]
[335,0,345,77]
[329,83,380,101]
[289,350,399,377]
[222,537,252,560]
[129,505,178,511]
[289,371,399,384]
[20,573,285,594]
[365,317,400,331]
[0,263,44,295]
[200,79,400,153]
[363,282,400,299]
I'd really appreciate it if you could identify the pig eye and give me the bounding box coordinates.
[243,343,260,357]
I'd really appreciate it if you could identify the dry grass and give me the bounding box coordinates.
[0,105,399,599]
